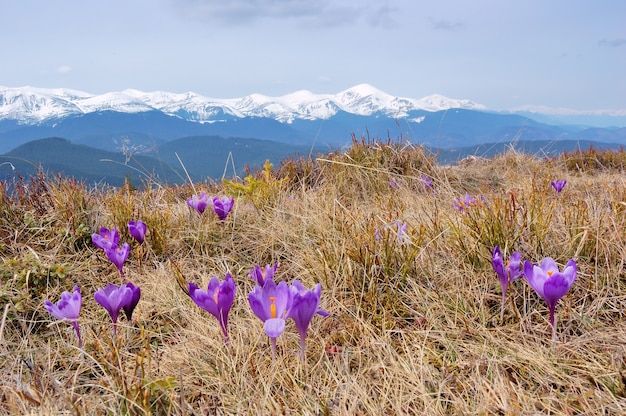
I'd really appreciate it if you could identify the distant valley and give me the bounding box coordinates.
[1,136,622,188]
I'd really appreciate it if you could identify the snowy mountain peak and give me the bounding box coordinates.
[0,84,486,125]
[339,83,391,98]
[77,92,155,113]
[418,94,486,112]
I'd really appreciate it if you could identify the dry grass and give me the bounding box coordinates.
[1,141,626,415]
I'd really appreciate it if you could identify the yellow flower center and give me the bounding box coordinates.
[213,289,219,304]
[547,271,554,276]
[270,296,277,318]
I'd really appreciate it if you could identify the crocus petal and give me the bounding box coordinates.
[289,290,320,336]
[212,196,234,220]
[189,274,236,344]
[106,243,130,273]
[44,300,63,320]
[290,279,306,295]
[543,273,571,310]
[44,286,82,346]
[539,257,560,275]
[128,220,147,243]
[92,234,110,251]
[492,246,507,290]
[206,275,221,294]
[561,259,577,286]
[524,260,547,299]
[92,227,120,251]
[290,297,317,336]
[188,281,218,318]
[248,263,278,287]
[272,281,291,318]
[264,318,286,338]
[44,285,82,319]
[248,285,271,321]
[316,308,330,317]
[94,284,133,324]
[216,273,236,316]
[122,282,141,321]
[551,180,566,193]
[249,264,265,286]
[187,193,209,214]
[508,251,523,281]
[248,279,291,322]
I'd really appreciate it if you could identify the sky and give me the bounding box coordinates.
[0,0,625,113]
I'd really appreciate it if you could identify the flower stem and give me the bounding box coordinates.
[550,307,557,345]
[299,335,306,361]
[270,337,277,361]
[220,320,229,347]
[72,322,83,349]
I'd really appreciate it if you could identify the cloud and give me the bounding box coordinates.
[56,65,72,74]
[598,38,626,47]
[169,0,394,27]
[429,18,464,32]
[366,4,398,27]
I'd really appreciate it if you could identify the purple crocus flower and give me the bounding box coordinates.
[395,221,409,243]
[92,227,120,251]
[375,221,408,244]
[128,220,147,244]
[248,263,278,287]
[524,257,577,342]
[106,243,130,277]
[94,283,133,337]
[420,174,433,189]
[187,192,210,215]
[44,285,83,348]
[188,273,236,345]
[122,282,141,321]
[551,180,567,193]
[212,196,234,221]
[454,193,483,212]
[492,246,523,320]
[248,279,292,355]
[287,280,329,359]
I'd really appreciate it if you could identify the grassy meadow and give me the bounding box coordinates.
[1,139,626,415]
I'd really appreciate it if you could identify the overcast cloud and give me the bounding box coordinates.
[0,0,624,112]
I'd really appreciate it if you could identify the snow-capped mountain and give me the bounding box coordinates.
[0,87,89,122]
[0,84,485,124]
[2,83,624,159]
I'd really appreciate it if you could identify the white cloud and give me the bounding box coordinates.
[169,0,394,27]
[57,65,72,74]
[429,18,464,32]
[598,38,626,48]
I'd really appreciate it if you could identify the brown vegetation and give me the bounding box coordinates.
[1,140,626,415]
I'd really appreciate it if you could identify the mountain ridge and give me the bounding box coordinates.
[1,85,625,157]
[0,84,489,125]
